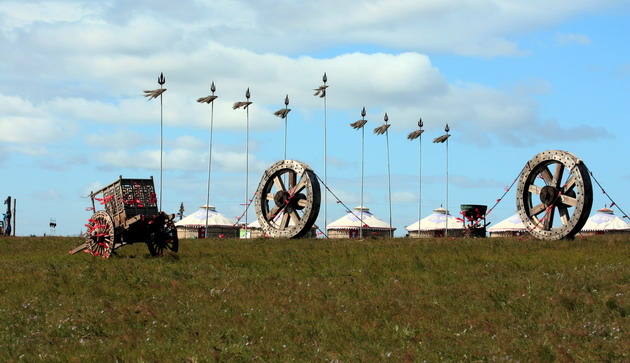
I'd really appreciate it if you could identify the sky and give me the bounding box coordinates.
[0,0,629,237]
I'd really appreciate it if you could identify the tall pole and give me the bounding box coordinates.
[158,72,165,211]
[385,115,392,238]
[374,113,392,237]
[204,81,217,238]
[322,73,328,237]
[245,88,251,238]
[350,107,367,239]
[360,107,366,239]
[408,119,425,238]
[445,123,450,237]
[284,94,289,160]
[418,119,423,235]
[232,90,253,237]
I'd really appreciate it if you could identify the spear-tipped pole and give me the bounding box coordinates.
[232,89,253,237]
[445,123,450,236]
[374,112,393,237]
[197,81,218,238]
[407,118,424,237]
[284,95,289,160]
[433,123,451,237]
[314,72,329,236]
[143,73,167,211]
[245,88,251,237]
[273,95,291,161]
[350,107,367,238]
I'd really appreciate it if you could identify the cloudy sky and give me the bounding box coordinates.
[1,0,629,236]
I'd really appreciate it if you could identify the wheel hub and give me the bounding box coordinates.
[540,185,558,206]
[274,190,290,207]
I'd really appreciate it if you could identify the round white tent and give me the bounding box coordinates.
[327,206,395,238]
[405,207,465,238]
[487,213,529,237]
[175,205,240,239]
[580,207,630,235]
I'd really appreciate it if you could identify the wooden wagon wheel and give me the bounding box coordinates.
[85,210,116,258]
[254,160,321,238]
[516,150,593,240]
[146,212,179,256]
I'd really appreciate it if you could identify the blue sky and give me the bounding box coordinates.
[1,0,628,236]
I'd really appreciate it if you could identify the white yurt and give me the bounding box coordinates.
[327,206,395,238]
[175,205,240,239]
[580,207,630,235]
[405,207,465,238]
[487,213,529,237]
[244,218,318,238]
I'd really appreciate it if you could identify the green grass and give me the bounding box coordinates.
[0,236,628,361]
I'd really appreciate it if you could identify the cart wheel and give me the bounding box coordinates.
[254,160,321,238]
[146,212,179,256]
[85,210,116,258]
[516,150,593,240]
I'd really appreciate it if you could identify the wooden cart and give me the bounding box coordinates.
[70,176,178,258]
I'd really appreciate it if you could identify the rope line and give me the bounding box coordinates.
[486,164,527,217]
[315,174,373,232]
[588,169,629,219]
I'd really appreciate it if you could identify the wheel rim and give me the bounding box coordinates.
[85,210,115,258]
[516,150,593,240]
[254,160,321,238]
[147,213,179,256]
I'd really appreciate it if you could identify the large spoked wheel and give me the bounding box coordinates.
[516,150,593,240]
[85,210,116,258]
[254,160,321,238]
[146,212,179,256]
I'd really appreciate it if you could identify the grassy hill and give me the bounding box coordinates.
[0,236,628,361]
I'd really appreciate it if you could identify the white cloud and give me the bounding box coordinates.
[555,33,592,45]
[0,94,70,145]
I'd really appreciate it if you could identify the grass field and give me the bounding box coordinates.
[0,236,628,361]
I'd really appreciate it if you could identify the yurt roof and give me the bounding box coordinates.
[405,207,465,232]
[175,205,237,228]
[327,206,395,230]
[487,213,527,232]
[581,207,630,232]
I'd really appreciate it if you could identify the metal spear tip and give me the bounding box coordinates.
[384,112,389,123]
[211,81,216,93]
[445,123,450,133]
[284,94,289,106]
[158,72,165,85]
[323,72,327,83]
[361,107,366,118]
[418,118,423,128]
[246,87,251,99]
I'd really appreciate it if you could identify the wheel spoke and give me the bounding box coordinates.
[273,176,286,192]
[266,193,274,201]
[289,170,297,189]
[558,205,570,225]
[552,162,564,188]
[560,195,578,207]
[528,184,542,195]
[562,174,576,193]
[290,210,301,223]
[291,173,308,194]
[530,203,546,216]
[280,213,290,229]
[540,166,553,185]
[267,206,281,220]
[543,206,555,230]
